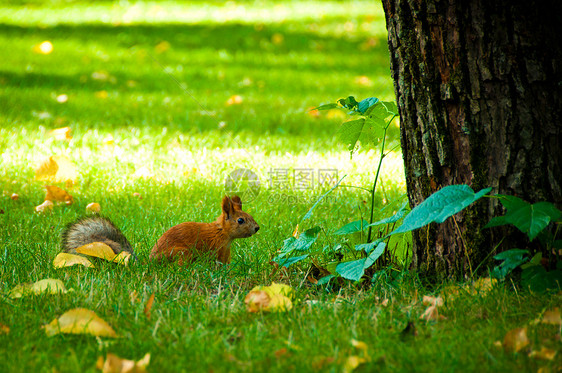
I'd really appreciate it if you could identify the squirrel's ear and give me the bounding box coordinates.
[222,196,235,219]
[231,195,242,211]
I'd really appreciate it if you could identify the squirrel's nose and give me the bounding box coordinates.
[255,226,260,232]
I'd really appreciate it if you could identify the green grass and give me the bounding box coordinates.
[1,1,561,372]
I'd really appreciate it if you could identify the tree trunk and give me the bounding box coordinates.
[381,0,562,280]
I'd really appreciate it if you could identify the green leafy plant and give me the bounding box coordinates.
[274,96,492,283]
[486,195,562,291]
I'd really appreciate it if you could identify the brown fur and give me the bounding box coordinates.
[150,195,259,264]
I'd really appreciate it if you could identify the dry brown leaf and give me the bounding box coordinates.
[35,155,77,184]
[10,193,19,200]
[45,185,73,204]
[144,293,155,319]
[0,323,9,334]
[86,202,101,213]
[35,200,53,213]
[503,327,529,353]
[44,308,118,337]
[420,305,446,321]
[529,347,557,360]
[53,252,95,269]
[422,295,444,307]
[307,275,318,285]
[274,348,289,359]
[96,353,150,373]
[50,127,72,140]
[9,279,68,298]
[245,290,271,313]
[542,308,562,325]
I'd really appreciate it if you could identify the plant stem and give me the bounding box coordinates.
[367,115,396,242]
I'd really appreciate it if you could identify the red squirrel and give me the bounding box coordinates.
[61,195,259,264]
[150,195,259,264]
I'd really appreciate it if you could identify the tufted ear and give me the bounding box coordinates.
[231,195,242,211]
[222,196,235,219]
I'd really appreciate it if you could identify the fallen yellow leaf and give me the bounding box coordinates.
[50,126,72,140]
[245,290,270,313]
[35,200,53,213]
[541,307,562,325]
[45,185,73,204]
[53,252,95,269]
[75,242,116,260]
[11,193,19,200]
[35,155,77,184]
[72,242,131,265]
[44,308,118,337]
[529,347,557,360]
[503,327,529,353]
[9,279,68,298]
[97,353,150,373]
[86,202,101,213]
[0,323,10,334]
[267,293,293,312]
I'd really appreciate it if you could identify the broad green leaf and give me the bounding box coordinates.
[357,97,379,114]
[276,254,308,268]
[335,220,369,235]
[381,100,398,115]
[491,249,530,280]
[316,275,335,285]
[367,201,408,228]
[337,118,365,153]
[354,239,384,252]
[493,249,529,261]
[337,96,359,110]
[391,185,492,235]
[278,227,320,256]
[486,196,562,241]
[336,242,386,281]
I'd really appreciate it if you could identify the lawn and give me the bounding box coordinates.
[0,1,560,372]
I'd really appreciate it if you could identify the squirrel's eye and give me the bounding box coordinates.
[237,218,245,224]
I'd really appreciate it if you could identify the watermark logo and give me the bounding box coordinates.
[224,168,261,202]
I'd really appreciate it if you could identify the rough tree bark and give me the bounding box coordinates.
[381,0,562,280]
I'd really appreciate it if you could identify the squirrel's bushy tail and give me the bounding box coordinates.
[62,216,137,260]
